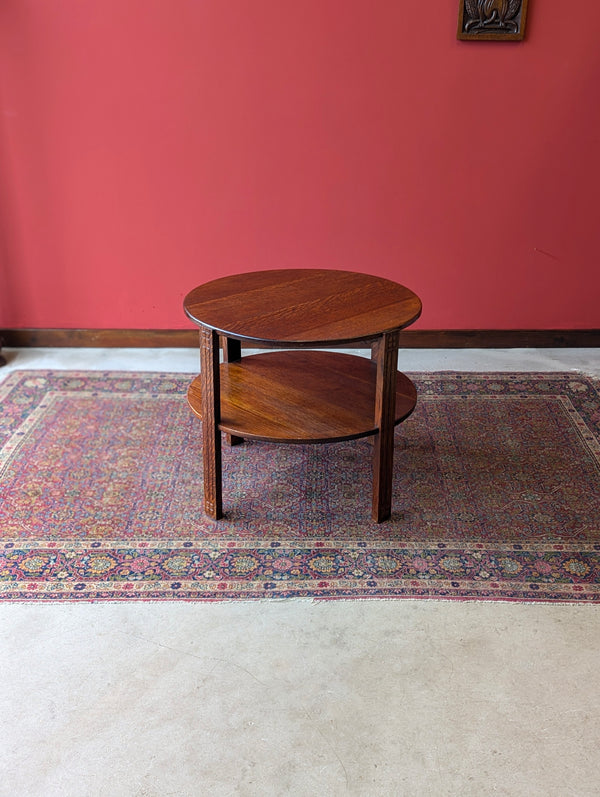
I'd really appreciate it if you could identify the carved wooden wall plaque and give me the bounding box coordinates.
[458,0,529,41]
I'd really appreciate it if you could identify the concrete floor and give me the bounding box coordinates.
[1,347,600,797]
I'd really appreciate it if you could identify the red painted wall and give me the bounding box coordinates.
[1,0,599,330]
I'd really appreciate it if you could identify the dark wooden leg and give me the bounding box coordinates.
[0,335,6,367]
[221,336,243,446]
[364,341,381,446]
[372,331,399,522]
[200,326,223,519]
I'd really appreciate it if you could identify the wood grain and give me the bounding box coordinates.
[184,269,422,346]
[185,269,422,521]
[199,327,222,519]
[187,351,417,444]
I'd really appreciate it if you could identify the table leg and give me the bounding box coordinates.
[221,336,243,446]
[370,339,380,362]
[200,326,223,519]
[372,330,399,522]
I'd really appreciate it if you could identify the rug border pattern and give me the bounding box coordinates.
[1,369,599,603]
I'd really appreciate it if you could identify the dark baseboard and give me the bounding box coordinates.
[1,328,600,349]
[1,328,199,348]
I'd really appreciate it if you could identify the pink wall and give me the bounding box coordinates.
[1,0,599,330]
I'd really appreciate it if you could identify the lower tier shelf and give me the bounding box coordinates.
[187,350,417,444]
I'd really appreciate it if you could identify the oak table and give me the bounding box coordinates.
[183,269,422,522]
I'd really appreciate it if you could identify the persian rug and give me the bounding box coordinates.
[1,370,599,603]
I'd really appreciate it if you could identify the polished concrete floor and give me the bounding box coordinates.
[1,348,600,797]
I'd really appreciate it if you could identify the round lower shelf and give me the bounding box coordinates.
[187,350,417,444]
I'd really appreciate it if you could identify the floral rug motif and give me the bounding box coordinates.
[1,370,599,602]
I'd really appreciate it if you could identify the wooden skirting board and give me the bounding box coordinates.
[1,328,600,348]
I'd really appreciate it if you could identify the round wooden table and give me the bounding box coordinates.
[183,269,422,522]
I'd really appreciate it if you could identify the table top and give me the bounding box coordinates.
[183,269,421,346]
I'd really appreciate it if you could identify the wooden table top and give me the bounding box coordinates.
[184,269,421,346]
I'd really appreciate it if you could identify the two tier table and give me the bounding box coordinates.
[183,269,422,522]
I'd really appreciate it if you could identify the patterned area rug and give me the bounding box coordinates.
[1,370,599,602]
